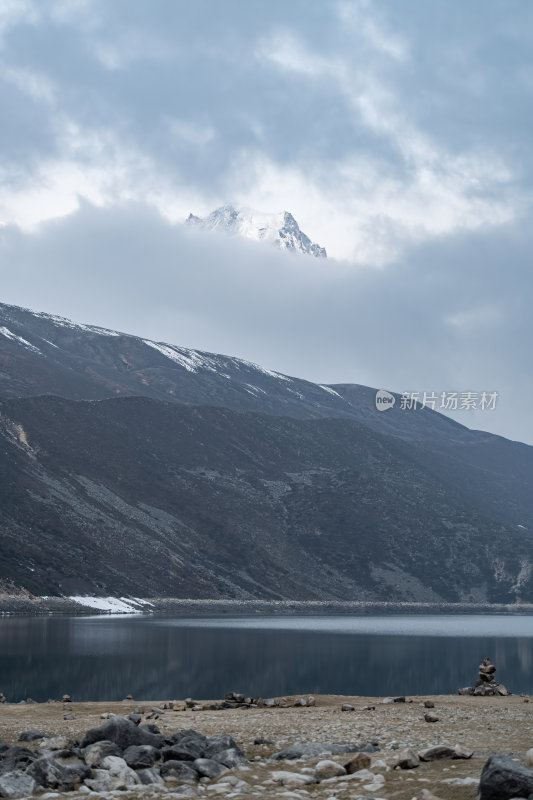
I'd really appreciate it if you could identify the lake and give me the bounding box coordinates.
[0,614,532,702]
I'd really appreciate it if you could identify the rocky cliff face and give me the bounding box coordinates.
[1,302,532,602]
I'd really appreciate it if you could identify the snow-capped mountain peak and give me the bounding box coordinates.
[186,204,327,258]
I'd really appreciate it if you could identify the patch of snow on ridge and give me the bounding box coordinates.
[232,356,292,383]
[33,311,120,337]
[0,326,42,354]
[319,385,342,398]
[143,340,220,373]
[69,596,144,614]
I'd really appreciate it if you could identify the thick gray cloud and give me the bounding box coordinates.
[0,0,532,443]
[1,201,531,443]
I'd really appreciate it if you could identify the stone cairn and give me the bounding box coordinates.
[458,655,510,696]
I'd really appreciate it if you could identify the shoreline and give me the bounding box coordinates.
[0,694,530,800]
[2,595,533,616]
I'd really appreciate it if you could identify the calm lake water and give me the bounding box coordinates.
[0,614,532,702]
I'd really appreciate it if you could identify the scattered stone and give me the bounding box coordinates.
[134,705,145,714]
[271,742,367,760]
[395,749,419,769]
[341,704,355,712]
[442,776,479,786]
[254,737,274,745]
[18,731,48,742]
[424,712,439,723]
[419,745,456,761]
[292,695,315,707]
[525,747,533,767]
[63,712,75,720]
[458,687,474,696]
[315,759,347,780]
[417,790,446,800]
[453,744,473,759]
[0,694,6,704]
[344,753,371,773]
[382,696,406,703]
[225,692,245,704]
[424,700,435,708]
[127,713,142,726]
[271,770,316,787]
[479,754,533,800]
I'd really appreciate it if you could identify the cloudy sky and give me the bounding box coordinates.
[0,0,532,443]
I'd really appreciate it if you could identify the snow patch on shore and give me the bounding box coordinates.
[69,596,153,614]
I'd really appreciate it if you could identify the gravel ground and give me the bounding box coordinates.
[1,693,532,799]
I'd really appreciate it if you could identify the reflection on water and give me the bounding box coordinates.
[0,614,532,702]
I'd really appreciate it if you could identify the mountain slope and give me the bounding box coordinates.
[1,394,531,602]
[1,301,533,602]
[1,300,532,533]
[186,204,327,257]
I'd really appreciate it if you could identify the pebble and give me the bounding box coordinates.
[314,759,346,780]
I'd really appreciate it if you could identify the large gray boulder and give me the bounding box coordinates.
[160,760,199,783]
[168,729,208,747]
[0,770,37,799]
[418,746,456,762]
[204,734,241,759]
[26,756,76,791]
[137,768,164,785]
[123,745,160,769]
[84,756,140,792]
[193,758,228,780]
[83,740,122,766]
[479,754,533,800]
[162,741,204,762]
[0,746,36,776]
[81,716,164,751]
